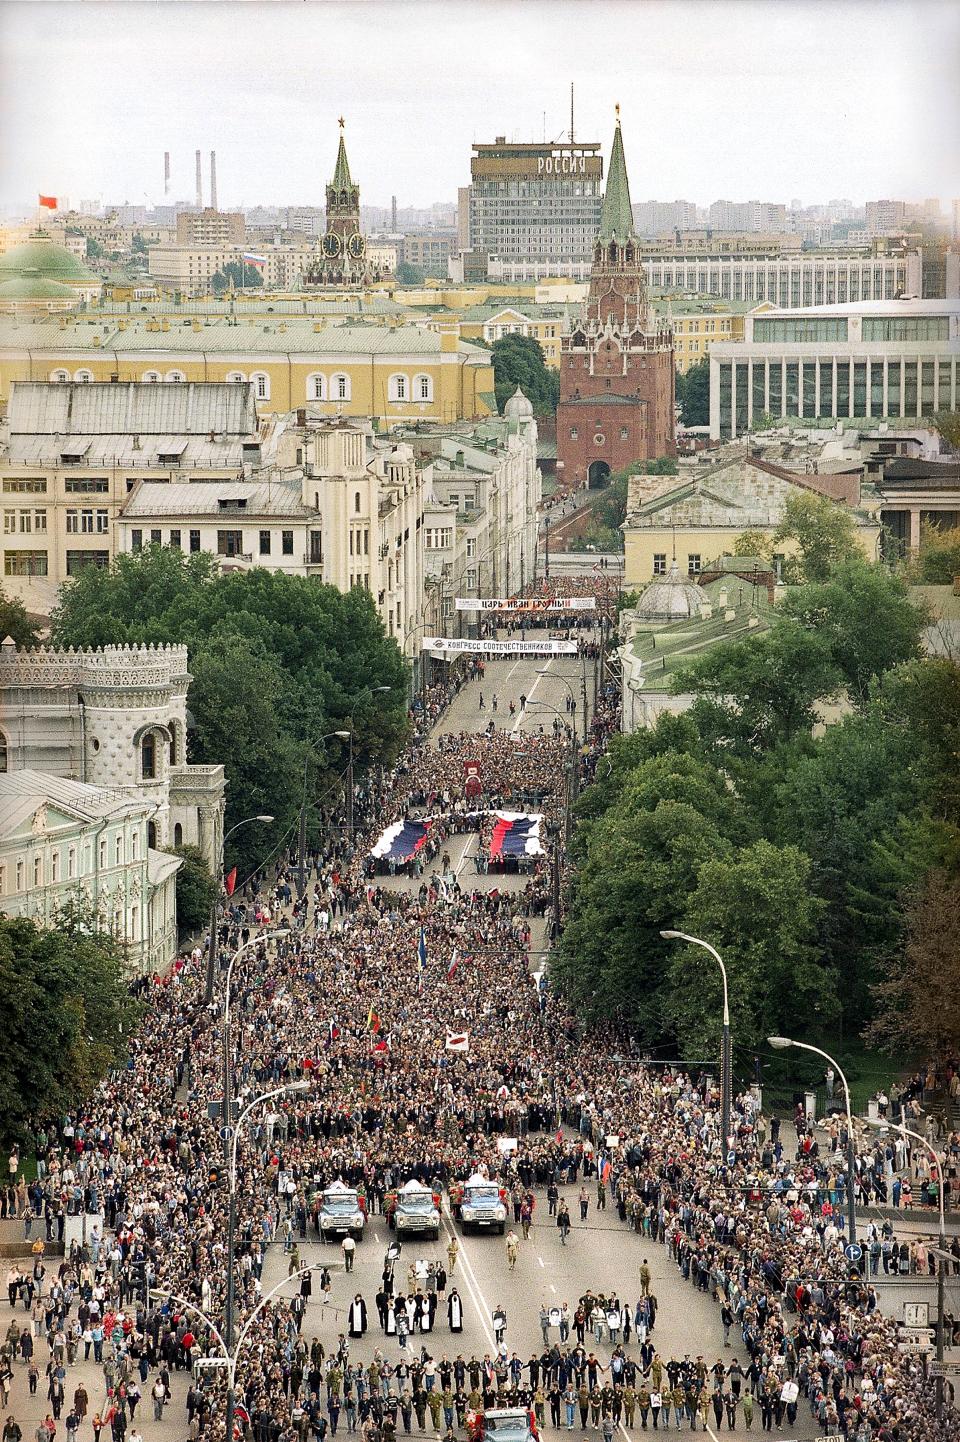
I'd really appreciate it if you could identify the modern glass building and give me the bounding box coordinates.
[709,300,960,440]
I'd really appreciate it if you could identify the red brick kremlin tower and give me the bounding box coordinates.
[557,111,675,490]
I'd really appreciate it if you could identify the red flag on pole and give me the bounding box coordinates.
[224,866,237,897]
[38,195,57,210]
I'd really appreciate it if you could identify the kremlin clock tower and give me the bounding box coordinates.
[317,120,368,285]
[556,111,675,491]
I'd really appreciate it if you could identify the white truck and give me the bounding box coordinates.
[451,1172,508,1234]
[389,1180,442,1240]
[317,1180,366,1242]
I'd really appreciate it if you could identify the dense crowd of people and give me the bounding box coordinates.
[1,635,956,1442]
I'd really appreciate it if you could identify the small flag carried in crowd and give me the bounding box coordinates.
[417,927,428,991]
[224,866,238,897]
[445,1029,469,1053]
[366,1005,381,1035]
[446,950,459,980]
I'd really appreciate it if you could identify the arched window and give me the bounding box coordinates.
[331,373,351,401]
[226,370,246,384]
[141,733,156,780]
[250,372,270,400]
[74,369,93,384]
[307,373,326,401]
[147,821,157,849]
[165,369,185,383]
[34,855,43,888]
[169,727,177,765]
[388,373,408,402]
[142,370,161,383]
[0,731,7,773]
[414,373,433,402]
[50,369,69,383]
[354,491,362,515]
[173,822,183,848]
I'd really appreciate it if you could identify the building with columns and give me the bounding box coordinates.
[0,639,225,878]
[709,298,960,440]
[0,769,180,973]
[556,115,675,491]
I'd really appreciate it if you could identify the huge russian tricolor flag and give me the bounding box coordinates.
[370,818,431,861]
[489,812,545,859]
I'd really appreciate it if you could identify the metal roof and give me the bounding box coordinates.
[0,317,490,359]
[8,381,258,436]
[121,479,313,519]
[0,769,146,841]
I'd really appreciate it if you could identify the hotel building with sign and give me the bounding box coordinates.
[465,138,604,283]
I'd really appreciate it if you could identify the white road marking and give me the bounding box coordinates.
[441,1214,496,1349]
[549,1284,557,1294]
[537,1255,545,1268]
[511,658,551,732]
[454,833,474,880]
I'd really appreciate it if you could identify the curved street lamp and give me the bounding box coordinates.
[661,931,731,1155]
[204,814,274,1003]
[768,1035,857,1246]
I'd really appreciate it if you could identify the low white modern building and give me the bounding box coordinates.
[0,769,180,972]
[709,298,960,440]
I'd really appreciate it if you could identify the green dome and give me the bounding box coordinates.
[0,275,78,299]
[0,237,98,285]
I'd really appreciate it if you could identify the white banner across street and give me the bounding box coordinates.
[454,596,596,612]
[421,637,578,655]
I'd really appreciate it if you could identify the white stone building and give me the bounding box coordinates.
[0,639,225,876]
[0,769,180,972]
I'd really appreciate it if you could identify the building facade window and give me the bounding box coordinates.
[281,530,294,555]
[66,551,108,574]
[331,373,351,401]
[687,553,702,575]
[165,370,185,383]
[250,372,270,400]
[141,734,156,780]
[226,371,246,384]
[388,374,408,402]
[307,374,326,401]
[414,374,433,402]
[74,369,93,383]
[259,530,271,555]
[4,551,48,576]
[217,529,243,556]
[189,530,201,552]
[653,553,667,575]
[142,370,161,383]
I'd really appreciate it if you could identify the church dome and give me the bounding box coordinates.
[503,384,534,419]
[0,236,98,287]
[634,561,705,623]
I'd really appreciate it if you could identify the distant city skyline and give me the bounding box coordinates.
[1,0,959,214]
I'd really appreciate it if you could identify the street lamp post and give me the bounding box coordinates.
[537,669,583,748]
[767,1035,857,1246]
[151,1258,316,1442]
[205,814,275,1004]
[661,931,731,1156]
[861,1115,947,1418]
[335,688,390,847]
[527,700,578,841]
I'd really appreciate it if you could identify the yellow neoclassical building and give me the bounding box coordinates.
[0,313,496,426]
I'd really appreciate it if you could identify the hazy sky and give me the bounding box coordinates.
[2,0,959,213]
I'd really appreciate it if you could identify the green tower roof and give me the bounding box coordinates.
[598,116,635,243]
[0,236,98,285]
[332,131,353,191]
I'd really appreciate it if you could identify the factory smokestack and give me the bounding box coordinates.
[195,149,202,209]
[391,195,397,231]
[164,151,170,196]
[209,150,218,211]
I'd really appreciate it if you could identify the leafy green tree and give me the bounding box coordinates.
[592,457,679,531]
[677,358,709,426]
[675,620,841,757]
[171,844,216,937]
[0,913,142,1145]
[864,870,960,1061]
[50,548,409,876]
[395,261,426,285]
[732,530,774,564]
[773,490,860,582]
[663,840,835,1060]
[85,237,103,259]
[131,233,148,255]
[779,559,928,707]
[490,335,559,416]
[912,523,960,583]
[933,410,960,451]
[0,585,41,647]
[211,261,264,292]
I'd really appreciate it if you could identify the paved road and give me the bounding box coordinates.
[0,650,825,1442]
